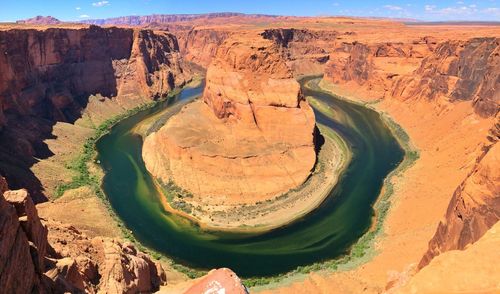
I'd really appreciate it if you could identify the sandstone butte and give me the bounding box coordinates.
[0,15,500,294]
[143,33,317,204]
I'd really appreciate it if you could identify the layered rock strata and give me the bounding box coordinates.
[324,38,434,99]
[0,26,188,200]
[143,34,316,203]
[261,28,337,76]
[0,176,167,293]
[392,37,500,117]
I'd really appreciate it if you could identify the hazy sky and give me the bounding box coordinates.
[1,0,499,22]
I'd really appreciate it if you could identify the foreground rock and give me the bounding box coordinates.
[0,177,167,293]
[184,268,248,294]
[393,221,500,293]
[143,33,316,204]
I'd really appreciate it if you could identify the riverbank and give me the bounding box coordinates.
[149,120,351,234]
[36,79,205,286]
[258,78,495,293]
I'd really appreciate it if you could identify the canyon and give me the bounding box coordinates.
[0,14,499,293]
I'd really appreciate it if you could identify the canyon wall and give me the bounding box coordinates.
[393,37,500,117]
[324,38,434,99]
[419,125,499,268]
[0,25,188,200]
[176,28,231,68]
[143,33,317,203]
[0,176,167,293]
[261,28,337,76]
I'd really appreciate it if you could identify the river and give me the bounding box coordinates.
[96,76,404,277]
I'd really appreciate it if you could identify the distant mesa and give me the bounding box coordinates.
[16,16,61,25]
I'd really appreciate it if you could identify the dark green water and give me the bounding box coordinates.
[96,77,404,278]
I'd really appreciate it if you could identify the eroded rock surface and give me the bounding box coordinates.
[393,37,500,117]
[394,221,500,293]
[143,33,316,203]
[184,268,248,294]
[0,26,188,200]
[0,180,167,293]
[419,125,500,268]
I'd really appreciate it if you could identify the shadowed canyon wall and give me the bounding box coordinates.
[0,25,188,200]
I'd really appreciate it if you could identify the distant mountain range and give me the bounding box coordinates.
[80,12,283,26]
[16,15,61,25]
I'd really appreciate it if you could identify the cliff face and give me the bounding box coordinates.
[261,28,337,76]
[324,38,433,99]
[396,221,500,293]
[143,33,316,203]
[0,177,167,293]
[0,26,188,200]
[176,29,231,68]
[392,37,500,117]
[419,125,500,268]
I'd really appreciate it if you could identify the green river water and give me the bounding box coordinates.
[96,77,404,278]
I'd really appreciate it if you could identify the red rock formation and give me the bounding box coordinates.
[184,268,248,294]
[261,28,337,76]
[143,33,316,202]
[0,181,167,293]
[176,29,231,68]
[419,124,500,268]
[394,221,500,293]
[392,37,500,117]
[324,40,431,98]
[4,189,48,272]
[0,26,188,200]
[0,188,41,293]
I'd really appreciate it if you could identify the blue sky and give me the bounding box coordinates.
[1,0,499,22]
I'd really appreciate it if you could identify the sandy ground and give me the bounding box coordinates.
[256,80,495,293]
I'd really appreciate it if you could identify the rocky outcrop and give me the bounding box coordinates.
[324,39,432,98]
[392,37,500,117]
[418,124,500,268]
[143,33,316,203]
[0,180,167,293]
[176,29,231,68]
[0,187,43,293]
[0,26,188,200]
[184,268,248,294]
[46,222,167,294]
[261,28,337,76]
[393,221,500,293]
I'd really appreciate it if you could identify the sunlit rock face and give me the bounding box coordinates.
[143,33,317,203]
